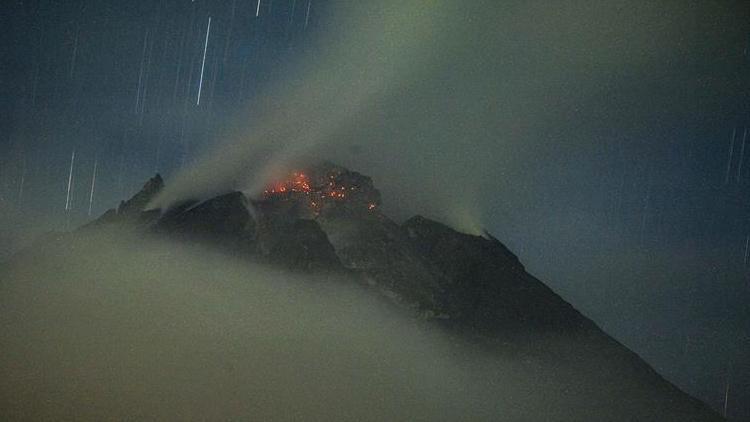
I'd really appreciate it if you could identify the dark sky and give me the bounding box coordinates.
[2,0,750,419]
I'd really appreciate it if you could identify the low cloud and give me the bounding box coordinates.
[0,231,718,420]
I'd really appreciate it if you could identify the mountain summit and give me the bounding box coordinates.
[73,162,721,421]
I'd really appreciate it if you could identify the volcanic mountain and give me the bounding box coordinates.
[1,162,722,420]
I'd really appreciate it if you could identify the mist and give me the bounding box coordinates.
[0,231,718,421]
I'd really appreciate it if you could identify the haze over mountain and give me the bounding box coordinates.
[0,163,723,420]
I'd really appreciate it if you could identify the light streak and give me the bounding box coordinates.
[136,30,149,113]
[65,150,76,211]
[304,0,312,28]
[88,157,98,216]
[197,17,211,106]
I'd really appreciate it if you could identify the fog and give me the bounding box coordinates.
[0,232,509,420]
[0,231,713,421]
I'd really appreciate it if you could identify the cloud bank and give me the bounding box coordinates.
[0,230,720,421]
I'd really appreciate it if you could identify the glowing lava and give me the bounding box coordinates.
[263,172,312,196]
[261,168,379,214]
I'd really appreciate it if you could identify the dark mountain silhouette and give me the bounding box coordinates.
[19,162,722,420]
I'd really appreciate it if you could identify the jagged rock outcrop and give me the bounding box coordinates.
[81,174,164,231]
[117,174,164,219]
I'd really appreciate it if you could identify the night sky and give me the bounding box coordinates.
[2,1,750,419]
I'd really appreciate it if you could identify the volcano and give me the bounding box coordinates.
[1,162,722,420]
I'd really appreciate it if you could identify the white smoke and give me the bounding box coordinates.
[151,0,693,232]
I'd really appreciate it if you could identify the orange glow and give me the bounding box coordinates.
[262,169,376,211]
[263,171,312,198]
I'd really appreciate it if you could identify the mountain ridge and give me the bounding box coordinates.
[17,162,723,420]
